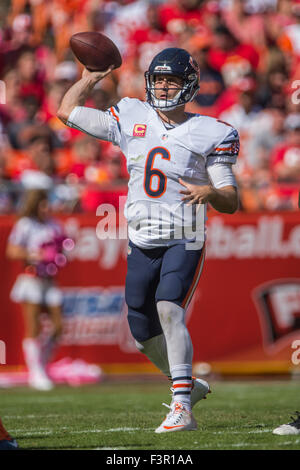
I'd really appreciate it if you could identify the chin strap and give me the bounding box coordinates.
[151,91,183,111]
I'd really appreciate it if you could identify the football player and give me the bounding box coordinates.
[273,412,300,435]
[0,417,18,450]
[57,48,239,433]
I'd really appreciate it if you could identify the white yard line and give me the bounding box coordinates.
[71,427,152,434]
[15,430,54,436]
[210,428,273,435]
[11,427,153,436]
[2,414,62,419]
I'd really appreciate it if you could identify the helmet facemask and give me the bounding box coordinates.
[145,71,199,111]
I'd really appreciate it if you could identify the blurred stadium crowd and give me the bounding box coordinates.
[0,0,299,213]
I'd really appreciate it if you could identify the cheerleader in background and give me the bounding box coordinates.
[6,189,70,390]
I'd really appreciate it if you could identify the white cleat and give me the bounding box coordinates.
[170,377,211,409]
[155,402,197,434]
[191,377,211,408]
[28,372,54,391]
[273,412,300,435]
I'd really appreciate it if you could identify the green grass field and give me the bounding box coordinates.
[0,379,299,450]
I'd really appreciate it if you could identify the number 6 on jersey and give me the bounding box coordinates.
[143,147,171,198]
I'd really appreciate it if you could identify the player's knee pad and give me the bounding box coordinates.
[127,308,163,343]
[127,309,151,343]
[155,272,183,304]
[125,278,148,311]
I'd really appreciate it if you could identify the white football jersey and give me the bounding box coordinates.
[106,98,239,248]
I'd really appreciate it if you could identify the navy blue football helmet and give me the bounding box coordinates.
[145,48,200,111]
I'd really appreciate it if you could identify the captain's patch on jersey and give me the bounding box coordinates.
[133,124,147,137]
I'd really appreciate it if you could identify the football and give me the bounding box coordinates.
[69,32,122,72]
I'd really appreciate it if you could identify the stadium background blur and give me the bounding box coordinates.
[0,0,299,382]
[0,0,299,213]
